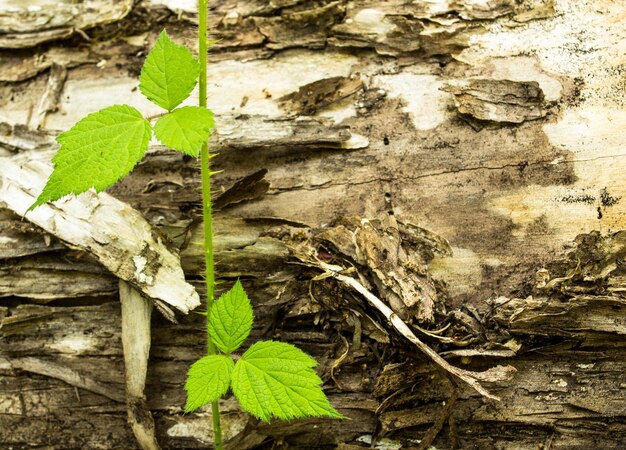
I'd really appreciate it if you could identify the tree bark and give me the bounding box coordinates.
[1,0,625,448]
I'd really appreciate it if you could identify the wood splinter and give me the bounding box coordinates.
[120,281,161,450]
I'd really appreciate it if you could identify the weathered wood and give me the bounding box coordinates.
[0,213,287,300]
[120,281,161,450]
[1,0,626,448]
[3,267,626,448]
[0,0,133,48]
[0,150,200,316]
[0,300,377,448]
[442,79,548,123]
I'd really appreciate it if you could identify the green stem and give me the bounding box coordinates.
[198,0,223,448]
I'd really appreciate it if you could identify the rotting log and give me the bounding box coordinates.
[2,0,626,448]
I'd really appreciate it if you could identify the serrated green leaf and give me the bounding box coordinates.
[184,355,234,413]
[231,341,343,421]
[208,280,253,354]
[28,105,151,211]
[139,30,199,111]
[153,106,214,156]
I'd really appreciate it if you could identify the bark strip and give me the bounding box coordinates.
[0,150,200,317]
[120,281,161,450]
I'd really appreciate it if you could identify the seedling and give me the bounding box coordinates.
[27,3,342,448]
[185,280,342,423]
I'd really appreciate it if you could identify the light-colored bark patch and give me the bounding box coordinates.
[373,73,451,130]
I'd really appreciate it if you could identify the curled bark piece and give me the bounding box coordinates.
[213,168,270,210]
[442,79,547,123]
[314,217,441,323]
[0,1,133,48]
[120,281,161,450]
[317,261,516,400]
[0,150,200,317]
[278,75,364,115]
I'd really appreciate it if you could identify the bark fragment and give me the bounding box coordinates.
[255,1,345,50]
[0,0,133,48]
[279,75,363,115]
[442,79,548,123]
[120,281,161,450]
[214,114,367,149]
[313,216,445,322]
[0,150,200,316]
[32,63,67,129]
[213,169,270,210]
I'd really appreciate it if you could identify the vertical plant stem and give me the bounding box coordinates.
[198,0,223,448]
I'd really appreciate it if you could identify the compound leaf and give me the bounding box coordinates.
[28,104,151,211]
[153,106,215,156]
[231,341,343,421]
[139,30,199,111]
[208,280,253,354]
[184,355,234,413]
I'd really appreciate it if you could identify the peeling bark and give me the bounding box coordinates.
[1,0,625,448]
[442,79,548,123]
[0,0,133,48]
[120,281,160,450]
[0,150,200,317]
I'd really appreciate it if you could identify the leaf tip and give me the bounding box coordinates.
[327,407,347,420]
[25,203,38,214]
[26,192,50,213]
[183,402,197,415]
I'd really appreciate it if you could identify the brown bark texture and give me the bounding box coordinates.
[1,0,625,449]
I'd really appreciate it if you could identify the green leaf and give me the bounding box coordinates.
[184,355,234,413]
[28,105,151,211]
[153,106,215,156]
[139,30,200,111]
[231,341,343,421]
[208,280,253,354]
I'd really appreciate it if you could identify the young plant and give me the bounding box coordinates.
[27,4,342,448]
[184,280,343,423]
